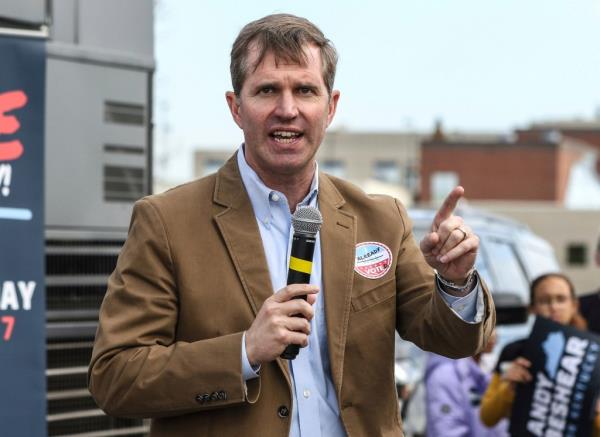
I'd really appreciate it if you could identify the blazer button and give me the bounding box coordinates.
[195,393,209,404]
[277,405,289,418]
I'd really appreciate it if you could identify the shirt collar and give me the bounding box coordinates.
[237,144,319,224]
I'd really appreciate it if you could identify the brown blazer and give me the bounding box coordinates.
[89,153,495,436]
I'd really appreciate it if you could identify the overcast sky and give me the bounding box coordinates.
[154,0,600,181]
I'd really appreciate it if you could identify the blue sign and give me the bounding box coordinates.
[511,316,600,437]
[0,35,47,436]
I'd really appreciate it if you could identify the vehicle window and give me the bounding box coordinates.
[474,244,493,288]
[411,228,426,243]
[517,244,560,279]
[483,238,529,297]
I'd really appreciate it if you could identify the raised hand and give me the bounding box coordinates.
[419,186,479,284]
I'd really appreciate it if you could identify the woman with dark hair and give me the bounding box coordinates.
[480,273,600,435]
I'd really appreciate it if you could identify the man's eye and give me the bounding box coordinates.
[259,87,275,94]
[298,87,314,95]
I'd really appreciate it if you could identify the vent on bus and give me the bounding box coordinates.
[104,101,145,125]
[46,237,148,436]
[104,144,145,155]
[104,165,145,202]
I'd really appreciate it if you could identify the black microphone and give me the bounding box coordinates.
[280,206,323,360]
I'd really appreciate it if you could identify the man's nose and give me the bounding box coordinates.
[274,91,298,119]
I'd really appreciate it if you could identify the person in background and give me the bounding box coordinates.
[425,329,508,437]
[480,273,600,436]
[579,236,600,335]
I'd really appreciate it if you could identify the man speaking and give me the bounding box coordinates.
[88,14,495,437]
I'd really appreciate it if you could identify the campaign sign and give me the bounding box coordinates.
[510,316,600,437]
[0,35,47,436]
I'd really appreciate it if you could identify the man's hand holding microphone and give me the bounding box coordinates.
[245,206,322,366]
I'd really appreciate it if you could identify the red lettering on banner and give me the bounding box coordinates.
[1,316,15,341]
[0,140,23,161]
[0,90,28,161]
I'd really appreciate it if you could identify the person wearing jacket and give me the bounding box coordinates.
[425,331,508,437]
[88,14,496,437]
[480,273,600,436]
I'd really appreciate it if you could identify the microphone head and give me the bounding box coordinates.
[292,206,322,236]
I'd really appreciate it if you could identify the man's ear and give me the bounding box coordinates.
[225,91,243,129]
[326,90,340,127]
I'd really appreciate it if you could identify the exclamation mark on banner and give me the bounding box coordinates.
[0,163,11,196]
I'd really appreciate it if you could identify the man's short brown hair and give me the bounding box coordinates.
[230,14,338,96]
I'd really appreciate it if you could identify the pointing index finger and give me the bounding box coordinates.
[432,186,464,230]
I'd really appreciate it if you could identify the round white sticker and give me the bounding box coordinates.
[354,241,392,279]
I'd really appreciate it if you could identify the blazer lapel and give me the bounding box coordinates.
[319,174,356,398]
[213,154,274,315]
[213,153,292,385]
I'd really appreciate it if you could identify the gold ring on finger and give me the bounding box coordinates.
[456,227,468,242]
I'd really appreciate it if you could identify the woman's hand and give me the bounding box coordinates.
[501,357,532,387]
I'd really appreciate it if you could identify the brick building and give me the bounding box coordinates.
[420,125,597,203]
[516,120,600,149]
[516,120,600,175]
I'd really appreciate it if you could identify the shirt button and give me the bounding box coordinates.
[303,389,311,399]
[270,193,280,202]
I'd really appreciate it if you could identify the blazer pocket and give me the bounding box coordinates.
[351,276,396,313]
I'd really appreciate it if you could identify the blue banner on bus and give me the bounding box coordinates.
[0,35,47,437]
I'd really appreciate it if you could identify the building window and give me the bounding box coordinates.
[404,163,419,192]
[321,160,345,178]
[204,159,225,176]
[566,243,587,266]
[431,172,458,203]
[373,161,401,184]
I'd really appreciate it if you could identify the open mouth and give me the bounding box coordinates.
[270,130,303,144]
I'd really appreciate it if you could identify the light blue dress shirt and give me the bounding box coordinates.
[236,146,483,436]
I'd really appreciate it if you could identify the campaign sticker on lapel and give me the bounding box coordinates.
[354,242,392,279]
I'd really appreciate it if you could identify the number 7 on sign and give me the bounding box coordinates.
[1,316,15,340]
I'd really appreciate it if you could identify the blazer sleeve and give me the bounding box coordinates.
[393,199,496,359]
[88,199,260,418]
